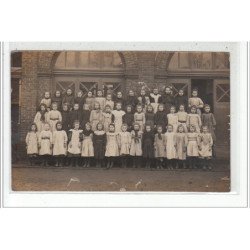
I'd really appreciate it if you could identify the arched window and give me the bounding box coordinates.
[54,51,123,70]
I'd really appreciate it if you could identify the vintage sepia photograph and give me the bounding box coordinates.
[10,48,231,192]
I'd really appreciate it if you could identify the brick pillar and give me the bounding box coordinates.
[20,52,38,142]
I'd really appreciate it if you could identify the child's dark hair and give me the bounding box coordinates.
[29,123,38,132]
[56,121,63,130]
[189,124,196,132]
[96,122,104,130]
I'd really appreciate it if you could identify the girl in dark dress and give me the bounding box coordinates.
[159,86,175,114]
[61,103,70,131]
[122,105,134,132]
[175,89,188,111]
[125,89,138,112]
[69,103,83,129]
[62,88,75,111]
[145,104,155,130]
[154,104,168,133]
[81,104,91,129]
[52,90,62,111]
[93,122,107,168]
[114,91,126,110]
[142,124,155,169]
[74,90,85,110]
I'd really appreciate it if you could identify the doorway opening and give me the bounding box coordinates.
[191,79,214,112]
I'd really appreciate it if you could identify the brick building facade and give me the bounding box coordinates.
[11,51,230,159]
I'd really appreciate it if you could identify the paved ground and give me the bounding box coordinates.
[12,162,230,192]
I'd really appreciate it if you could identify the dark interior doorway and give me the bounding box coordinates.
[191,79,214,112]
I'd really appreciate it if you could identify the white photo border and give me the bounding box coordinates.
[2,42,248,207]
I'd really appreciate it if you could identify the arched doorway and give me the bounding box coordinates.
[52,51,125,97]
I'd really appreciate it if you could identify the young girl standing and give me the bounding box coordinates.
[40,91,52,110]
[198,125,213,170]
[112,102,125,133]
[188,89,204,116]
[95,90,106,111]
[122,105,134,132]
[26,123,39,166]
[34,103,48,133]
[103,104,114,132]
[67,120,83,167]
[175,124,188,169]
[47,102,62,132]
[164,124,177,169]
[90,102,103,131]
[52,122,68,167]
[177,104,188,132]
[201,104,216,141]
[130,123,143,168]
[186,125,200,169]
[104,93,115,110]
[38,123,53,166]
[167,106,178,132]
[187,106,202,133]
[142,124,155,169]
[154,104,168,133]
[81,122,94,168]
[154,125,165,169]
[105,124,119,169]
[118,124,132,168]
[134,104,145,131]
[93,123,106,168]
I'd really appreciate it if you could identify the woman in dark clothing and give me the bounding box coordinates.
[62,88,75,111]
[122,105,134,132]
[159,86,175,114]
[69,103,83,128]
[61,103,70,131]
[125,89,138,112]
[52,90,62,111]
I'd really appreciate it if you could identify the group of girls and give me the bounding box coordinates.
[25,86,216,170]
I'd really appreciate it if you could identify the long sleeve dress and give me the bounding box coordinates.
[154,133,165,158]
[112,110,125,132]
[198,133,213,158]
[154,111,168,132]
[188,97,204,116]
[90,110,103,131]
[102,112,114,132]
[145,112,155,129]
[187,114,202,133]
[201,113,216,141]
[93,131,106,159]
[159,94,175,114]
[26,132,39,155]
[118,131,132,155]
[47,110,62,132]
[62,94,75,110]
[122,113,134,132]
[61,110,70,131]
[164,132,177,159]
[39,130,53,155]
[53,130,68,156]
[105,132,119,157]
[167,113,179,132]
[134,112,145,131]
[34,111,48,133]
[69,110,83,128]
[67,129,83,156]
[175,132,188,160]
[142,131,155,158]
[177,111,188,132]
[81,130,94,157]
[187,132,200,157]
